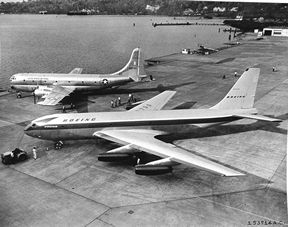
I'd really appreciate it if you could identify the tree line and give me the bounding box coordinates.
[0,0,287,19]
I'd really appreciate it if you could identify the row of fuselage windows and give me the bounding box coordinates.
[226,96,246,98]
[63,118,97,122]
[23,80,103,84]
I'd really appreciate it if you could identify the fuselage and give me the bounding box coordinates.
[24,108,257,141]
[10,73,132,92]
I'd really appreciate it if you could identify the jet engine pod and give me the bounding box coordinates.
[98,152,134,162]
[135,164,172,175]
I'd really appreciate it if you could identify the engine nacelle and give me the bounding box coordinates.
[34,86,52,97]
[135,164,172,175]
[98,152,135,163]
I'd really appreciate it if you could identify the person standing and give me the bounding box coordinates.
[118,97,121,106]
[32,146,37,160]
[128,94,132,104]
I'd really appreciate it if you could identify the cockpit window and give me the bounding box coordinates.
[10,76,16,81]
[34,117,57,125]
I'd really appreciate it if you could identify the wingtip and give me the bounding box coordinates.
[224,172,246,177]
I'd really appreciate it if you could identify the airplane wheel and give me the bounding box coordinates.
[54,141,64,150]
[16,93,22,99]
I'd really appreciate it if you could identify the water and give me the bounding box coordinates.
[0,15,230,89]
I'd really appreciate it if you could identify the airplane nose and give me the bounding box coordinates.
[10,74,16,81]
[24,123,32,132]
[24,122,41,139]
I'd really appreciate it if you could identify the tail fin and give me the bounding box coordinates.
[211,68,260,110]
[112,48,141,82]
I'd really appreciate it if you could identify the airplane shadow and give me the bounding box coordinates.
[84,80,196,96]
[62,80,196,112]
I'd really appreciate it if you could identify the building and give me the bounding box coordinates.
[145,5,160,13]
[183,8,194,16]
[213,7,226,12]
[263,28,288,37]
[39,11,47,14]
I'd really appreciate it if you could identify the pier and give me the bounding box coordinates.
[152,22,225,27]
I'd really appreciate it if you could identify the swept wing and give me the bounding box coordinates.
[94,129,244,176]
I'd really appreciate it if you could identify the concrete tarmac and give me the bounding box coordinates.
[0,34,287,226]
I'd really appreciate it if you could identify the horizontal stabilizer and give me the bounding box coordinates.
[129,90,176,112]
[234,114,282,122]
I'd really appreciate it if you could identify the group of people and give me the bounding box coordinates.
[111,94,136,108]
[62,103,75,113]
[111,97,122,108]
[222,71,238,79]
[222,66,278,80]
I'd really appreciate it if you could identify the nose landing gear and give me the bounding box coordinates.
[54,141,64,150]
[16,92,22,99]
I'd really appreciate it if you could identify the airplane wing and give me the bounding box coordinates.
[233,114,281,122]
[69,68,83,74]
[37,86,75,106]
[94,129,244,177]
[129,90,176,111]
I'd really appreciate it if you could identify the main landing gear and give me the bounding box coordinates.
[54,141,64,150]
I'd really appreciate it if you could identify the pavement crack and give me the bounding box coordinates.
[264,153,286,192]
[109,187,265,210]
[84,208,114,227]
[54,165,91,185]
[198,195,287,225]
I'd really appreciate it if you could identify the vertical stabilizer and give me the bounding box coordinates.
[112,48,141,82]
[211,68,260,110]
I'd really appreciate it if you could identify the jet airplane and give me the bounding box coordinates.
[24,68,281,176]
[10,48,148,105]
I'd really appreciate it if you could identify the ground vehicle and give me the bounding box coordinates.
[1,148,28,165]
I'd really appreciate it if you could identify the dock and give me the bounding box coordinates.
[152,22,225,27]
[0,34,287,226]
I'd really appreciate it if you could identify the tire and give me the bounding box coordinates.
[2,158,8,165]
[18,153,27,162]
[55,142,63,150]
